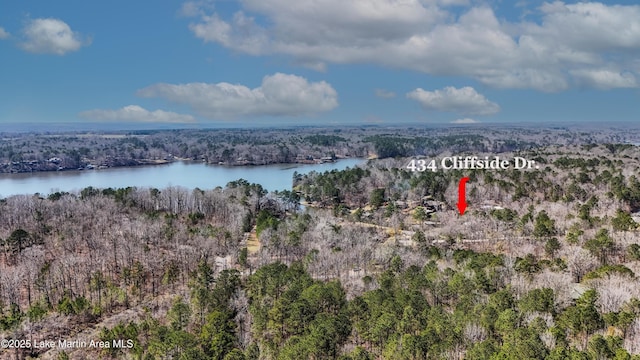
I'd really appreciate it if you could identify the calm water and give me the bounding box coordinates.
[0,158,365,197]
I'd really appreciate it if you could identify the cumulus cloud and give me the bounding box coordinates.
[532,2,640,52]
[185,0,640,91]
[79,105,196,123]
[451,118,479,124]
[375,89,396,99]
[570,69,638,90]
[21,18,89,55]
[407,86,500,115]
[137,73,338,119]
[189,12,268,55]
[0,27,9,39]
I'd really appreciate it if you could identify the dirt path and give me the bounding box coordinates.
[245,226,260,254]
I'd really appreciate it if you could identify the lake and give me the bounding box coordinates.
[0,158,366,197]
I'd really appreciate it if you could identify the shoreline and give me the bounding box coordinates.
[0,156,366,176]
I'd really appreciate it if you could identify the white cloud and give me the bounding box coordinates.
[0,27,9,39]
[180,3,200,17]
[21,18,89,55]
[570,69,638,90]
[533,2,640,52]
[438,0,470,6]
[79,105,196,123]
[189,12,268,55]
[137,73,338,119]
[375,89,396,99]
[407,86,500,115]
[451,118,479,124]
[185,1,640,91]
[179,0,215,17]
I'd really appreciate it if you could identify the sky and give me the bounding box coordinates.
[1,0,639,128]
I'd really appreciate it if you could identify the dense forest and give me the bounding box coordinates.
[1,125,634,173]
[4,131,640,358]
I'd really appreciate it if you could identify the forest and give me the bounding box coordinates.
[4,128,640,359]
[1,125,634,173]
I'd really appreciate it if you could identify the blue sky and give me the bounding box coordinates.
[1,0,639,127]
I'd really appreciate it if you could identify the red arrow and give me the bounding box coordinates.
[457,177,470,215]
